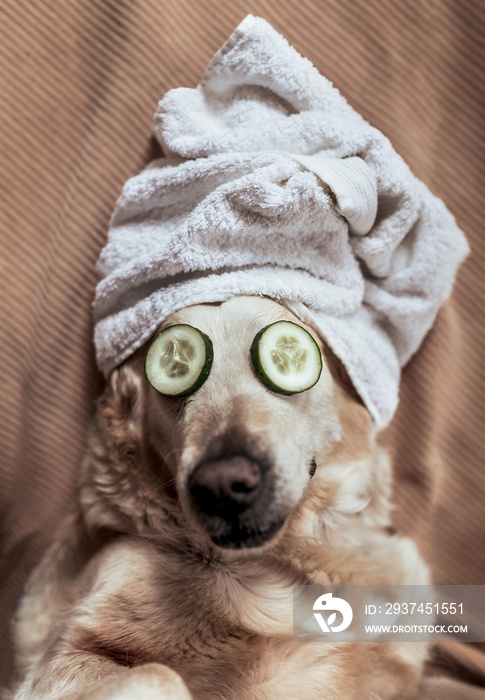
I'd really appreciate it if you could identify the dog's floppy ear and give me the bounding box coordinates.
[83,355,177,535]
[96,360,146,470]
[323,345,365,407]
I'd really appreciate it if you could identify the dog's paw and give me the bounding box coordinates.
[76,663,192,700]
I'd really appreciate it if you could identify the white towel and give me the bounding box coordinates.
[93,14,469,427]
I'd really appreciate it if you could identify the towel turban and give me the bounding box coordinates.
[93,15,469,427]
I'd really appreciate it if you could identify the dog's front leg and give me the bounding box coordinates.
[72,661,193,700]
[11,651,192,700]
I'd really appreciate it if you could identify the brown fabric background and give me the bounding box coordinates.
[1,0,484,689]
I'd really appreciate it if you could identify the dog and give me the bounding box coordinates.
[6,295,432,700]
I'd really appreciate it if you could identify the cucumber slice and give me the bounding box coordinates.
[250,321,322,395]
[145,324,213,396]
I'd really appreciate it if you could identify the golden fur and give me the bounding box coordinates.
[6,296,437,699]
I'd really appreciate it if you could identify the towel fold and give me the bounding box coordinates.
[94,14,469,426]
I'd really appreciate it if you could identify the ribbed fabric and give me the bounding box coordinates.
[0,0,484,687]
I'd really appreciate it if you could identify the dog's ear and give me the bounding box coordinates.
[81,357,160,534]
[323,345,364,407]
[96,359,146,470]
[319,343,375,469]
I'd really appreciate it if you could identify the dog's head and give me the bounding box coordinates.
[85,297,387,552]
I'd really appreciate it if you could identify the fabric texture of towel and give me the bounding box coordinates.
[93,15,468,427]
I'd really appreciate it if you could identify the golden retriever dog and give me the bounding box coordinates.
[6,296,436,700]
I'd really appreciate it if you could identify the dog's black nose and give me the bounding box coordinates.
[188,455,262,517]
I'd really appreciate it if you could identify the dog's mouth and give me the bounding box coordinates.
[188,489,287,550]
[207,516,286,550]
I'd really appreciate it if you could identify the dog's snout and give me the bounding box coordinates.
[188,455,262,517]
